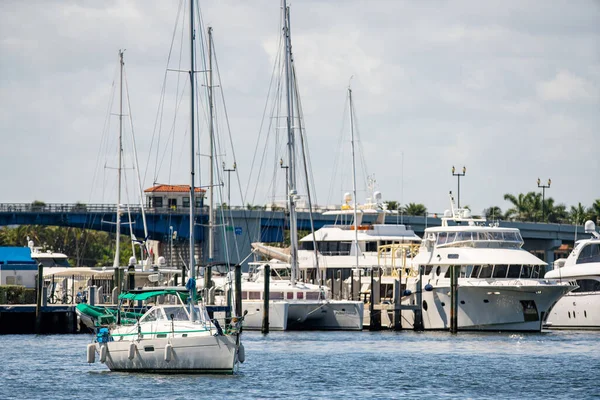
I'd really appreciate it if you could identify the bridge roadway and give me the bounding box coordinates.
[0,203,583,264]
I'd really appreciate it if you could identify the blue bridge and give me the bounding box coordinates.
[0,203,585,264]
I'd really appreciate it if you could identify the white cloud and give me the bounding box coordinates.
[537,70,597,102]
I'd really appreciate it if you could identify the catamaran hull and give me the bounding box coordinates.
[98,335,238,374]
[545,292,600,330]
[401,284,571,332]
[287,301,364,330]
[240,301,289,331]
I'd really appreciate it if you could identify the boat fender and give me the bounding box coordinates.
[424,283,433,292]
[128,342,136,360]
[99,344,108,363]
[403,289,412,296]
[238,344,245,363]
[164,343,173,362]
[87,344,96,363]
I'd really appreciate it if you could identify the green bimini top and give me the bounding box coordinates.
[118,289,185,302]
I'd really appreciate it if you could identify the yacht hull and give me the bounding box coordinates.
[402,283,571,332]
[286,301,364,330]
[545,292,600,330]
[98,335,238,374]
[239,301,289,331]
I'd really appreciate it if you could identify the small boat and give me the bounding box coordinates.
[544,220,600,329]
[88,288,246,373]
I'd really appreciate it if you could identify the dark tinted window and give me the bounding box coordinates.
[520,265,532,278]
[366,241,377,252]
[507,265,521,278]
[577,244,600,264]
[493,265,508,278]
[573,279,600,293]
[471,265,481,278]
[479,265,492,278]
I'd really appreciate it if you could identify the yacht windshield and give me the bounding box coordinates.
[435,230,523,248]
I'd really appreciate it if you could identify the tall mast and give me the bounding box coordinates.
[188,0,197,292]
[208,26,215,263]
[283,0,298,285]
[349,88,360,268]
[113,49,124,269]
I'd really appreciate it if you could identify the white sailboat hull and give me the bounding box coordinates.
[401,283,571,331]
[545,292,600,330]
[99,335,238,373]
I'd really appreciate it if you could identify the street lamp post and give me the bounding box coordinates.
[537,178,551,222]
[451,166,466,208]
[223,161,236,207]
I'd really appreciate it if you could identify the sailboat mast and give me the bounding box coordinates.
[188,0,197,287]
[113,49,124,269]
[283,0,298,285]
[208,26,215,263]
[349,88,359,269]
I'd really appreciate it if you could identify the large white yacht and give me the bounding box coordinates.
[544,220,600,329]
[400,193,575,331]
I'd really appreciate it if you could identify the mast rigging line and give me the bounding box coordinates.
[144,0,186,187]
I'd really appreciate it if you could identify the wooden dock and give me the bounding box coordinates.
[0,304,79,334]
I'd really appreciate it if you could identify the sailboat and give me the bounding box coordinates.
[234,0,364,331]
[87,0,246,373]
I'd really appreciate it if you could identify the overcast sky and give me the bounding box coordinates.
[1,0,599,216]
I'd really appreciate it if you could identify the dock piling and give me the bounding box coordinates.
[35,263,43,334]
[262,264,270,334]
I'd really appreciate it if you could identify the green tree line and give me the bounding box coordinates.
[0,225,133,267]
[385,195,600,224]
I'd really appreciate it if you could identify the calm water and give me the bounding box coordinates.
[0,330,598,399]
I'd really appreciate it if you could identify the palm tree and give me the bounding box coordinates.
[569,203,587,225]
[503,193,530,221]
[483,206,503,220]
[403,203,427,216]
[544,199,568,223]
[384,201,399,211]
[587,199,600,224]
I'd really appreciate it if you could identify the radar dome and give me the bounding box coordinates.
[344,192,352,203]
[584,220,596,234]
[443,210,452,218]
[128,256,137,266]
[463,209,471,218]
[158,256,166,266]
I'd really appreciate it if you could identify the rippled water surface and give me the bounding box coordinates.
[1,330,598,399]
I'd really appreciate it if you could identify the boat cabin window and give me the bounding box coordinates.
[299,241,314,251]
[249,291,261,300]
[366,241,378,252]
[424,265,434,276]
[531,266,540,279]
[471,265,481,278]
[297,292,304,299]
[162,306,190,321]
[507,265,521,278]
[462,265,473,278]
[520,265,532,279]
[306,291,320,300]
[576,243,600,264]
[572,279,600,293]
[140,307,162,323]
[479,265,493,278]
[493,265,508,278]
[437,232,448,245]
[270,291,284,300]
[287,292,294,300]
